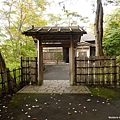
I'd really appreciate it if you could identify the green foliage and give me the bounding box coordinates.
[63,10,89,25]
[0,37,37,70]
[53,52,63,59]
[0,0,48,70]
[103,8,120,56]
[53,52,63,64]
[105,0,120,5]
[48,14,64,26]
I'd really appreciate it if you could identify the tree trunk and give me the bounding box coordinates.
[95,0,104,56]
[0,52,6,69]
[0,52,14,88]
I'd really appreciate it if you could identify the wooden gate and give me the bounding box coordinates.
[21,57,37,85]
[75,56,120,86]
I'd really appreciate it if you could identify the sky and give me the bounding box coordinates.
[46,0,117,31]
[50,0,95,19]
[0,0,118,32]
[46,0,94,22]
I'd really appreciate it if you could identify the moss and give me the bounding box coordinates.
[10,93,39,106]
[10,94,26,107]
[88,87,120,100]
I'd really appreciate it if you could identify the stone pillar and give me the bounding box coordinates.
[37,39,43,85]
[69,35,75,85]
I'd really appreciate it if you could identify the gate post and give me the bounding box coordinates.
[37,39,43,85]
[69,35,75,85]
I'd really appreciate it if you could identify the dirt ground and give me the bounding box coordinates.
[0,93,120,120]
[0,65,120,120]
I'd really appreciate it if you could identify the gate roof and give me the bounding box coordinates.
[22,26,87,47]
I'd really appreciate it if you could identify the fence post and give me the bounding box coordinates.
[35,57,38,84]
[74,57,77,84]
[1,69,5,94]
[111,56,117,86]
[21,57,24,87]
[6,68,11,94]
[13,69,16,86]
[116,65,120,86]
[18,68,21,84]
[100,56,105,86]
[26,57,29,84]
[118,65,120,86]
[28,65,31,84]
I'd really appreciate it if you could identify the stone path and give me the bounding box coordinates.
[44,64,69,80]
[18,80,91,94]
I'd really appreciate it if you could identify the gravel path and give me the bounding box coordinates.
[44,65,69,80]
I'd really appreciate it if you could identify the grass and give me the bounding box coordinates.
[88,86,120,100]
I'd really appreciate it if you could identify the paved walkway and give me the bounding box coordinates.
[18,80,91,94]
[44,64,69,80]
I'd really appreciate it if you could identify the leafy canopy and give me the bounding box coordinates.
[0,0,48,70]
[103,8,120,56]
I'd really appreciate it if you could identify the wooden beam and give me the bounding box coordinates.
[37,39,43,85]
[69,35,75,85]
[42,43,77,47]
[35,37,80,42]
[42,44,69,47]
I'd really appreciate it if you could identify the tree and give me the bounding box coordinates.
[48,13,64,26]
[93,0,120,56]
[103,8,120,56]
[94,0,104,56]
[54,0,104,56]
[94,0,120,56]
[57,0,120,56]
[53,52,63,65]
[0,0,48,69]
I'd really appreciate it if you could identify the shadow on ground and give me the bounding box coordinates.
[0,93,120,120]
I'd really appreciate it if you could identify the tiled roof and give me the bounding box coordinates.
[22,26,87,35]
[22,26,87,46]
